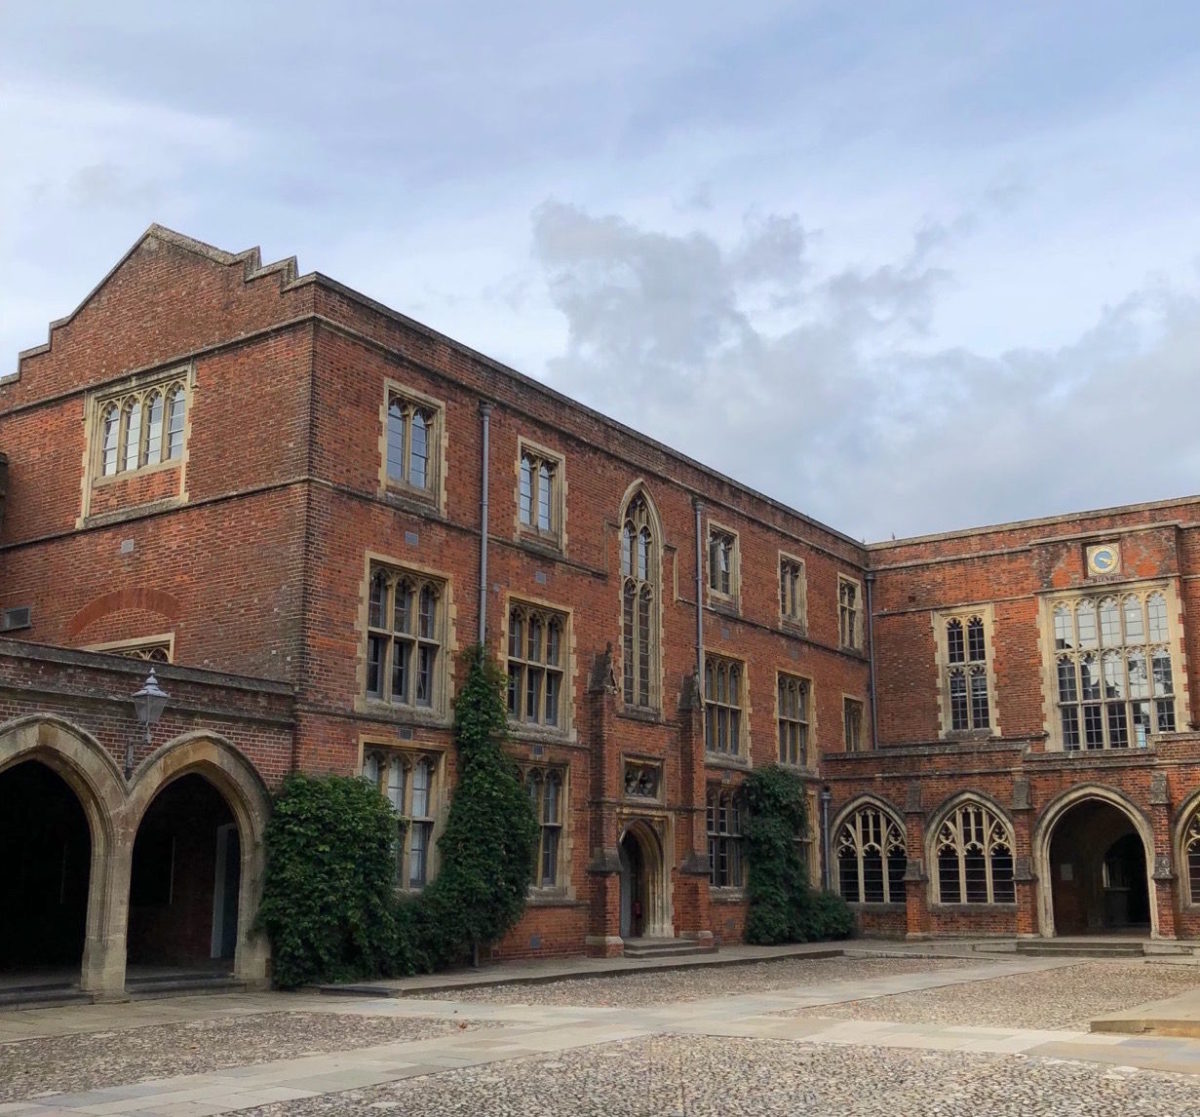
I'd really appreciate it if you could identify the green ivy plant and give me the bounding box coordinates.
[742,765,853,944]
[257,772,400,989]
[420,645,539,967]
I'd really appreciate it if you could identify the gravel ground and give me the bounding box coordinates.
[0,1012,487,1102]
[809,961,1200,1031]
[238,1034,1200,1116]
[421,956,977,1007]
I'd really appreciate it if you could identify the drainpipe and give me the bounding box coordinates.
[865,570,879,750]
[693,498,705,735]
[477,403,492,646]
[820,786,833,891]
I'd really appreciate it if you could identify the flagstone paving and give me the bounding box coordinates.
[421,954,977,1007]
[4,953,1200,1116]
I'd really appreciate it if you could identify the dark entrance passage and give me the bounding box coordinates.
[0,761,91,973]
[127,774,238,969]
[1049,799,1150,934]
[619,829,647,938]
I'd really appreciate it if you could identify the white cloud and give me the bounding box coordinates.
[532,202,1200,541]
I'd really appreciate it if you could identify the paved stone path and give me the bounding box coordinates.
[4,956,1200,1115]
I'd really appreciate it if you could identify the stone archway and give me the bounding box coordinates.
[1034,787,1157,939]
[618,819,672,939]
[0,717,126,994]
[126,733,271,983]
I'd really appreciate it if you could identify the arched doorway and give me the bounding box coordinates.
[1042,795,1153,936]
[0,761,91,975]
[619,830,646,938]
[618,820,671,940]
[127,774,239,971]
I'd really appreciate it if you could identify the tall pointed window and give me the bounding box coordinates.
[934,800,1015,905]
[938,611,994,735]
[620,492,658,708]
[836,804,907,904]
[1050,590,1177,750]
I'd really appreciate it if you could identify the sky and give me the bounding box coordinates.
[3,2,1200,542]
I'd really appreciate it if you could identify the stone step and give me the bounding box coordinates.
[1015,939,1146,958]
[125,973,245,1000]
[0,985,90,1010]
[621,938,719,960]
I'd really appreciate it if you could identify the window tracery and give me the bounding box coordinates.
[934,800,1015,904]
[620,493,657,708]
[1051,590,1176,749]
[507,602,567,728]
[96,378,187,479]
[365,565,445,710]
[836,804,907,904]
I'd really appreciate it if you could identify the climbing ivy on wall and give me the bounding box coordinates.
[419,645,539,967]
[258,772,401,989]
[743,765,852,944]
[259,646,538,986]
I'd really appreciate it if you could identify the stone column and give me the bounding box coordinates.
[1149,771,1179,940]
[81,819,131,1000]
[903,782,930,939]
[673,671,713,946]
[585,647,624,957]
[1011,777,1037,937]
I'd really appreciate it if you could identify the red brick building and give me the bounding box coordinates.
[2,226,1198,996]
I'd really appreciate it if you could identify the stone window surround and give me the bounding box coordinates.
[355,551,456,724]
[932,604,1000,739]
[377,378,447,511]
[704,652,749,760]
[1035,578,1190,753]
[521,763,570,895]
[359,739,447,892]
[838,573,863,651]
[618,485,664,713]
[501,594,576,740]
[927,793,1016,907]
[85,633,175,663]
[842,694,865,753]
[706,519,741,608]
[515,436,567,552]
[775,670,814,769]
[79,363,194,525]
[706,783,745,891]
[832,797,907,906]
[779,551,807,630]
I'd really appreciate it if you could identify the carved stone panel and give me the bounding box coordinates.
[623,760,662,800]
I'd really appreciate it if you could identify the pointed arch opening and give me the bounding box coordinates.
[126,735,270,982]
[1035,787,1156,938]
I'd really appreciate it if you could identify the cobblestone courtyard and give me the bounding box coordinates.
[4,950,1200,1115]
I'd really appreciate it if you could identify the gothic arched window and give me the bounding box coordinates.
[620,492,658,708]
[934,800,1015,904]
[836,803,907,904]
